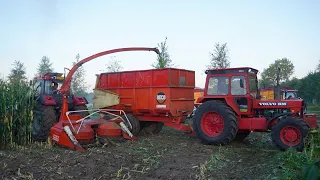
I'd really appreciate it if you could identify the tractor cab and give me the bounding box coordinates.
[33,72,64,96]
[199,67,259,115]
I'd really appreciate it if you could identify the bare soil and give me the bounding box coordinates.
[0,128,286,180]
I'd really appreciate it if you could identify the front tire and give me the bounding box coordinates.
[193,100,238,145]
[271,117,309,151]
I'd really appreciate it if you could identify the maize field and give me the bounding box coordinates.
[0,79,35,149]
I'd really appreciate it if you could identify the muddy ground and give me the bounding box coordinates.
[0,128,294,180]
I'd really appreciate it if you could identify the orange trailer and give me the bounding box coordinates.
[193,88,204,107]
[94,68,195,131]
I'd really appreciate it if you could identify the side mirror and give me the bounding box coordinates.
[240,79,244,88]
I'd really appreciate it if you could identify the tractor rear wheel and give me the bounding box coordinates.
[271,117,309,151]
[193,100,238,145]
[122,114,140,136]
[140,121,164,135]
[31,105,57,142]
[73,105,90,118]
[234,131,251,141]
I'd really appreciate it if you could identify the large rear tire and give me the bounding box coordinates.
[31,105,57,142]
[271,117,309,151]
[193,100,238,145]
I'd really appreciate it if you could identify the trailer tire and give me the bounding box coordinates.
[234,131,251,141]
[193,100,238,145]
[73,105,90,118]
[123,114,140,136]
[271,117,309,151]
[31,105,57,142]
[140,121,164,135]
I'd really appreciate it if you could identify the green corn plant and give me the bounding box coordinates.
[0,78,36,149]
[302,129,320,180]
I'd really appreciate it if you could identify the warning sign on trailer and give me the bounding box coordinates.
[156,92,166,104]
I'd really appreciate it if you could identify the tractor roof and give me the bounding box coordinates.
[35,72,64,81]
[205,67,259,75]
[43,72,63,77]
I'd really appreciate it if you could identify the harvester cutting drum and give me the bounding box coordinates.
[31,47,319,152]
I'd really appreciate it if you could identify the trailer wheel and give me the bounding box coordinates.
[234,131,251,141]
[140,121,164,135]
[73,105,90,118]
[123,114,140,136]
[271,117,309,151]
[32,105,57,141]
[193,100,238,145]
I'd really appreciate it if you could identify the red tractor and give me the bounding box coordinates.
[192,67,318,151]
[31,72,89,141]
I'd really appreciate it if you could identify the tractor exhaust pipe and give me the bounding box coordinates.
[275,67,281,100]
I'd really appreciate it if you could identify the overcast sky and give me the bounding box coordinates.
[0,0,319,90]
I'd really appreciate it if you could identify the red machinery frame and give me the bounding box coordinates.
[50,47,160,151]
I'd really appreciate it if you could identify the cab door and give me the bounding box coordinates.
[231,75,249,113]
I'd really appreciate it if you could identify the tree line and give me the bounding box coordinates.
[4,37,320,104]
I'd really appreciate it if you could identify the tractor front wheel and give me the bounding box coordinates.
[193,100,238,145]
[271,117,309,151]
[31,105,57,142]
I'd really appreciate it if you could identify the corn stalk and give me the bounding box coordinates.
[0,79,36,149]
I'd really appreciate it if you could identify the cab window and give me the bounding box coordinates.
[231,76,247,95]
[33,81,42,95]
[248,75,258,97]
[207,76,229,95]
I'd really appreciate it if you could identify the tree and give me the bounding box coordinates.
[260,58,295,87]
[316,60,320,72]
[105,56,123,72]
[7,60,27,83]
[36,56,54,75]
[297,71,320,104]
[207,42,230,69]
[71,53,89,96]
[152,36,175,69]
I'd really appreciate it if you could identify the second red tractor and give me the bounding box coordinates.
[192,67,317,151]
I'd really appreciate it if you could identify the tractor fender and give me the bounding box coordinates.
[266,112,295,129]
[197,97,241,115]
[40,95,56,106]
[73,96,88,106]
